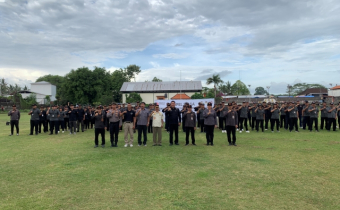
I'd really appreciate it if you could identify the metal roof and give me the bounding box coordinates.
[120,81,202,93]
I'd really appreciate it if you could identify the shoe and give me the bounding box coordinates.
[16,133,19,136]
[169,143,173,146]
[158,144,162,146]
[94,145,98,148]
[101,144,105,148]
[233,144,237,146]
[239,131,242,133]
[175,143,179,145]
[272,131,274,133]
[74,132,76,135]
[111,144,114,147]
[236,129,239,131]
[138,144,141,147]
[265,129,268,131]
[185,144,189,146]
[144,144,147,147]
[58,131,60,134]
[62,131,64,133]
[153,144,157,146]
[211,144,214,146]
[130,144,133,147]
[228,143,233,146]
[69,132,72,135]
[192,143,196,146]
[55,133,58,135]
[124,144,128,147]
[49,133,53,135]
[246,131,249,133]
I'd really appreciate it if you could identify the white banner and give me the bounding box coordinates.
[155,99,215,110]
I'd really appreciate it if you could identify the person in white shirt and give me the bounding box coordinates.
[151,105,164,146]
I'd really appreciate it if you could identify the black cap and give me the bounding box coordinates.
[188,105,192,108]
[305,101,309,103]
[292,102,295,104]
[228,103,232,106]
[330,102,334,105]
[32,104,37,106]
[222,101,225,103]
[207,102,212,106]
[311,102,315,104]
[112,102,116,105]
[12,104,16,107]
[137,101,140,103]
[242,101,246,103]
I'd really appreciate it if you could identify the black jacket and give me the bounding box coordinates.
[165,107,181,124]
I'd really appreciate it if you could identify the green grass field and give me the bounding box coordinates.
[1,113,340,210]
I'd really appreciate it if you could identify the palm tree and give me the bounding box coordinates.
[206,74,224,97]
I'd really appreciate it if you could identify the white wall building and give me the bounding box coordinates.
[328,85,340,97]
[120,81,202,104]
[19,81,57,104]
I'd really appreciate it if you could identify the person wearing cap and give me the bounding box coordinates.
[219,102,228,133]
[279,103,287,129]
[38,106,47,133]
[148,103,155,133]
[84,107,90,131]
[165,101,181,145]
[296,101,303,128]
[223,103,238,146]
[150,105,164,146]
[64,106,69,131]
[238,102,250,133]
[255,105,265,132]
[308,102,319,132]
[203,102,217,146]
[183,105,197,146]
[264,102,271,131]
[47,105,60,135]
[327,102,337,131]
[67,104,78,134]
[122,103,135,147]
[270,103,280,132]
[76,104,85,132]
[107,103,122,147]
[58,107,66,134]
[8,104,20,136]
[197,103,206,133]
[194,103,201,128]
[302,101,310,130]
[320,102,329,130]
[249,102,257,131]
[287,102,299,132]
[92,106,106,148]
[135,102,150,146]
[181,104,188,133]
[28,104,41,135]
[162,103,171,132]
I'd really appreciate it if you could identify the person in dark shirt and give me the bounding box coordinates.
[122,103,135,147]
[165,101,181,145]
[77,104,85,132]
[28,104,41,135]
[39,105,47,133]
[162,103,171,132]
[92,106,106,148]
[223,103,239,146]
[67,104,78,134]
[84,107,90,130]
[270,103,280,132]
[296,101,303,128]
[183,105,196,146]
[8,104,20,136]
[89,107,95,129]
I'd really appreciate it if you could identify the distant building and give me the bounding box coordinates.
[19,81,57,104]
[120,81,202,104]
[328,85,340,97]
[297,88,328,97]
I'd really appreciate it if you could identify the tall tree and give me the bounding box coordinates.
[254,86,269,95]
[231,80,250,95]
[151,77,162,82]
[219,81,232,95]
[0,78,8,96]
[206,74,224,97]
[286,83,326,95]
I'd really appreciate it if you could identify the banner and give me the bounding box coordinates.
[155,99,215,110]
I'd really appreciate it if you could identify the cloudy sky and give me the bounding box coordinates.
[1,0,339,94]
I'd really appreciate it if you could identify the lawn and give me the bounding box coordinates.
[0,113,340,210]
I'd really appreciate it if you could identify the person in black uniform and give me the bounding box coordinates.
[203,102,217,146]
[39,105,47,133]
[28,104,40,135]
[194,103,201,128]
[162,103,171,132]
[181,104,188,132]
[92,106,106,148]
[183,105,196,146]
[8,104,20,136]
[264,102,271,130]
[165,101,181,145]
[77,104,85,132]
[296,101,303,128]
[224,103,238,146]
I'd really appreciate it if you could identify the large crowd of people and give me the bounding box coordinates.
[6,100,340,148]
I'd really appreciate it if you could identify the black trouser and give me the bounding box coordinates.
[256,120,264,132]
[30,120,39,135]
[197,113,200,127]
[303,116,310,130]
[46,120,50,132]
[77,119,84,132]
[10,120,19,134]
[106,119,110,131]
[298,115,303,127]
[280,115,286,128]
[137,125,147,145]
[309,118,318,131]
[84,119,90,130]
[248,115,252,127]
[285,115,290,129]
[64,118,69,130]
[69,121,77,133]
[251,117,256,130]
[320,117,328,130]
[271,119,279,131]
[290,118,298,131]
[327,118,336,131]
[182,118,186,132]
[38,120,46,133]
[264,116,270,129]
[240,117,248,131]
[165,117,169,132]
[226,125,236,144]
[169,124,179,144]
[185,127,195,144]
[219,117,225,130]
[59,120,65,131]
[91,119,95,129]
[148,120,153,133]
[110,122,119,144]
[200,119,205,132]
[205,125,215,144]
[50,121,59,134]
[95,128,105,146]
